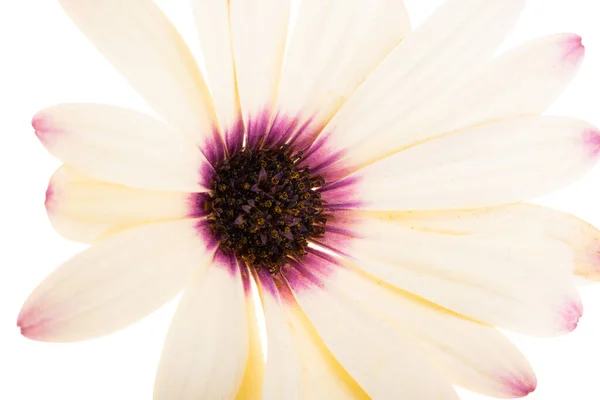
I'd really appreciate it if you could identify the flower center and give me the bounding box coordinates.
[207,145,328,274]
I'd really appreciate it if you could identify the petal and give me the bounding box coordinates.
[58,0,217,144]
[18,219,216,342]
[412,33,586,145]
[229,0,291,148]
[192,0,243,154]
[46,166,195,243]
[284,259,459,399]
[320,213,581,337]
[366,204,600,281]
[258,272,368,399]
[234,265,265,399]
[295,256,537,398]
[34,104,209,192]
[306,0,525,172]
[326,116,600,210]
[154,254,252,399]
[270,0,410,148]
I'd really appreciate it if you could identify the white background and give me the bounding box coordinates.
[1,0,600,399]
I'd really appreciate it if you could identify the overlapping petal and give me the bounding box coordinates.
[18,219,216,342]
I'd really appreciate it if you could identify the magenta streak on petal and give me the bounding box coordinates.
[224,118,245,156]
[199,128,227,167]
[283,249,341,293]
[257,267,279,297]
[562,34,585,65]
[561,300,583,332]
[320,176,365,209]
[32,114,64,146]
[187,192,211,218]
[194,218,220,251]
[246,109,272,150]
[261,112,301,149]
[583,129,600,158]
[213,249,238,277]
[500,374,537,398]
[238,260,253,296]
[283,117,320,151]
[199,160,216,189]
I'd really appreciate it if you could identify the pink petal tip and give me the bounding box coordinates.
[17,307,52,341]
[563,34,585,64]
[32,114,62,145]
[582,129,600,158]
[561,300,583,332]
[502,374,538,398]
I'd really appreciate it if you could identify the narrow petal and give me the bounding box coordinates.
[284,259,459,399]
[192,0,243,153]
[258,272,368,399]
[411,33,586,144]
[270,0,410,148]
[58,0,217,145]
[319,213,581,337]
[154,254,251,399]
[18,219,216,342]
[229,0,290,148]
[234,264,265,399]
[306,0,525,171]
[366,204,600,281]
[288,255,537,398]
[34,104,209,192]
[325,116,600,210]
[46,166,195,243]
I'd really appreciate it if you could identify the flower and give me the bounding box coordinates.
[18,0,600,398]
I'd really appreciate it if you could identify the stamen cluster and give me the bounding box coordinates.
[207,146,327,274]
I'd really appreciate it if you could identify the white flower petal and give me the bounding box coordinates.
[306,0,525,171]
[326,116,600,210]
[34,104,209,192]
[192,0,243,153]
[271,0,410,148]
[58,0,217,144]
[368,204,600,281]
[154,255,251,400]
[18,219,215,342]
[258,272,368,400]
[290,255,537,398]
[230,0,291,148]
[320,213,581,337]
[284,259,459,399]
[235,266,265,399]
[415,33,586,144]
[46,166,195,243]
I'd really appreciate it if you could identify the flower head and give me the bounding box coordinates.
[19,0,600,399]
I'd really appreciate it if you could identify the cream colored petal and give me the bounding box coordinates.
[306,0,525,171]
[366,204,600,282]
[235,265,265,399]
[229,0,290,148]
[285,261,459,399]
[58,0,217,145]
[321,214,581,337]
[258,273,368,400]
[18,219,215,342]
[271,0,410,148]
[154,255,251,400]
[192,0,242,153]
[46,166,195,243]
[34,104,209,192]
[303,260,537,398]
[327,116,600,210]
[412,33,586,145]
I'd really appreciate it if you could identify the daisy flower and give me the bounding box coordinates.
[19,0,600,398]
